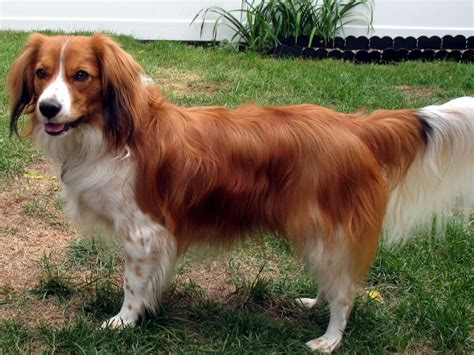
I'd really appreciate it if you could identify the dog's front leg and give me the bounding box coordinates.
[102,216,177,329]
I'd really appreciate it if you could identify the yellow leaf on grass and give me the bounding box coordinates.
[367,290,384,303]
[24,171,44,180]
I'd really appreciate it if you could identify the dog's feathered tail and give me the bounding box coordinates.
[382,97,474,244]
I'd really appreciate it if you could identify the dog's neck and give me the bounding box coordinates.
[34,122,113,179]
[35,122,104,159]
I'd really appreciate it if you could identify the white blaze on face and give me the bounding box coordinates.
[37,40,72,122]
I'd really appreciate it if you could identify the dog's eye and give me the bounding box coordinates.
[36,68,47,79]
[73,70,89,81]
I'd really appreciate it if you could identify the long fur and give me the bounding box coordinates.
[7,33,473,351]
[7,33,45,136]
[384,97,474,244]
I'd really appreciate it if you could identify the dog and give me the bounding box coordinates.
[7,33,473,352]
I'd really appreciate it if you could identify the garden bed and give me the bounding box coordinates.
[274,35,474,63]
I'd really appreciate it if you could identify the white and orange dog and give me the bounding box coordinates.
[7,34,473,352]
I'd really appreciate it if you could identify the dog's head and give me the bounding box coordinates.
[7,33,148,147]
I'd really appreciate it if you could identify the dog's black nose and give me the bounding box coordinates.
[39,99,62,119]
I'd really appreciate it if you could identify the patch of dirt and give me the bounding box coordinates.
[0,295,79,328]
[175,260,235,302]
[396,85,441,99]
[153,67,226,96]
[175,245,284,303]
[0,158,78,324]
[0,158,77,292]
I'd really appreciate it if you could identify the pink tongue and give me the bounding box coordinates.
[44,123,66,133]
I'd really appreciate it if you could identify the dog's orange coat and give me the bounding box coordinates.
[10,33,471,352]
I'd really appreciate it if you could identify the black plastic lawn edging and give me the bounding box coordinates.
[273,35,474,63]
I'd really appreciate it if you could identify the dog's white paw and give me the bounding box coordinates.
[295,297,319,309]
[101,315,136,330]
[305,335,342,353]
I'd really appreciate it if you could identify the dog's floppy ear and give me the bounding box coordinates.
[91,34,147,147]
[7,33,45,136]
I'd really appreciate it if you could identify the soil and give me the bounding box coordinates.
[0,158,77,291]
[153,67,226,96]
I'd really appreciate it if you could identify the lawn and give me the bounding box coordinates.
[0,31,473,353]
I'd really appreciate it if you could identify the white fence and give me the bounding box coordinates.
[0,0,241,40]
[0,0,473,40]
[346,0,474,37]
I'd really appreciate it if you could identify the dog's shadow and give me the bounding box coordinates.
[91,282,385,352]
[149,288,329,352]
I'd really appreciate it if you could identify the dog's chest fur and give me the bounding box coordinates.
[35,125,138,234]
[63,154,131,229]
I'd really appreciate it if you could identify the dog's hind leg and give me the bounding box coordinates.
[304,269,356,353]
[102,212,177,329]
[298,233,354,352]
[300,225,381,352]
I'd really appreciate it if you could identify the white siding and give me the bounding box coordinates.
[345,0,474,37]
[0,0,242,40]
[0,0,473,40]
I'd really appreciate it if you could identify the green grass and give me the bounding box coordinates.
[32,254,75,302]
[0,31,473,353]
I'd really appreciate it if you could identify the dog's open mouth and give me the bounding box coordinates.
[44,122,70,135]
[44,116,86,136]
